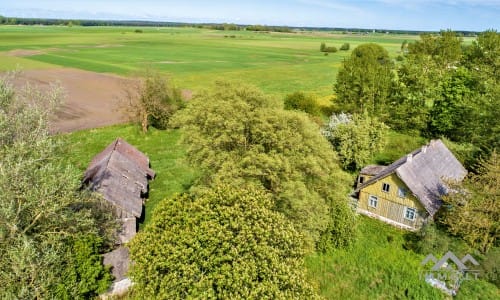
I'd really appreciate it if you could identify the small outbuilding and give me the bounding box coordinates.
[354,139,466,230]
[82,137,155,243]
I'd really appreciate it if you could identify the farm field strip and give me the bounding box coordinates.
[0,25,409,96]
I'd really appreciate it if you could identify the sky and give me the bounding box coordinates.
[0,0,498,31]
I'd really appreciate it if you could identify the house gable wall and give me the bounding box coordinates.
[357,173,428,229]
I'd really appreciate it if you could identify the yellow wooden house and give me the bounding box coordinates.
[354,139,467,230]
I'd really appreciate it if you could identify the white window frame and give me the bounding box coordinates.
[398,187,407,198]
[404,207,416,221]
[382,183,390,193]
[358,176,365,184]
[368,195,378,208]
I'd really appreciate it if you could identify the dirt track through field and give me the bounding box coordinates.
[13,68,133,133]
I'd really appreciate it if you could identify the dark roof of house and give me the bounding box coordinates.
[82,138,155,218]
[360,165,388,176]
[356,139,467,216]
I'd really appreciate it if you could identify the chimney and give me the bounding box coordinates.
[407,154,412,162]
[422,145,427,153]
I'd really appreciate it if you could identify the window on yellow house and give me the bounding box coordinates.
[404,207,416,220]
[368,195,378,208]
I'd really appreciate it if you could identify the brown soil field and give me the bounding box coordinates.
[12,68,133,133]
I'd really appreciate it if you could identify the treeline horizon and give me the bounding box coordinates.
[0,15,482,36]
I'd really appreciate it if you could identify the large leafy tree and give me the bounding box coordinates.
[0,74,116,299]
[129,185,321,299]
[439,151,499,253]
[389,30,463,134]
[173,81,356,250]
[334,43,395,117]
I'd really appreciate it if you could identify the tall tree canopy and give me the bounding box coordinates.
[0,74,115,299]
[334,43,395,117]
[129,185,321,299]
[439,151,499,253]
[173,81,356,250]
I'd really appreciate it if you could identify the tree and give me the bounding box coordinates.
[172,81,356,250]
[460,30,500,151]
[334,43,395,117]
[428,67,478,140]
[126,70,183,132]
[439,151,499,253]
[129,185,321,299]
[322,113,388,170]
[0,74,116,299]
[389,31,464,134]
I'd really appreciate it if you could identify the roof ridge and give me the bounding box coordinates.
[102,138,121,175]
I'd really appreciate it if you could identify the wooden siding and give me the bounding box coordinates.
[357,173,428,229]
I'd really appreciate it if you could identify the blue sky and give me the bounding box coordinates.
[1,0,498,31]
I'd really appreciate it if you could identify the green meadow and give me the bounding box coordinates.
[0,25,415,96]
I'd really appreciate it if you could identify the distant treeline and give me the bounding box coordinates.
[0,15,480,36]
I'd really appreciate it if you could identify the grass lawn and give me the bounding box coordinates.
[306,216,445,299]
[0,25,416,97]
[306,216,498,299]
[60,124,198,224]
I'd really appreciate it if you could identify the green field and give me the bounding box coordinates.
[0,25,417,96]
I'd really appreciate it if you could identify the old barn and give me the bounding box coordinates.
[82,138,155,243]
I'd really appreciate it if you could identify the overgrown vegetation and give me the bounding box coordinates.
[283,91,322,117]
[330,30,499,296]
[0,74,116,298]
[129,185,321,299]
[172,81,356,250]
[127,82,358,298]
[322,113,388,170]
[439,151,499,253]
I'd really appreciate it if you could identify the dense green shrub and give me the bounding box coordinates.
[320,43,338,53]
[129,185,321,299]
[283,91,322,116]
[324,46,338,53]
[339,43,350,51]
[322,113,388,170]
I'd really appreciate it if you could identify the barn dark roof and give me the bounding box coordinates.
[360,165,387,176]
[83,138,155,218]
[356,139,467,216]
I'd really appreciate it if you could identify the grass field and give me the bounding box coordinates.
[307,216,498,299]
[0,25,417,96]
